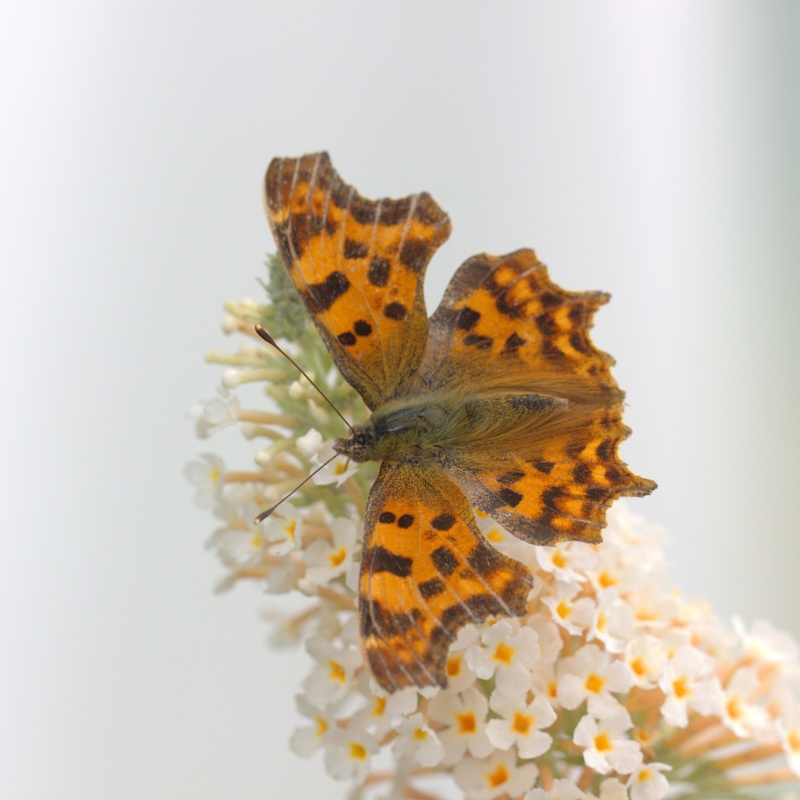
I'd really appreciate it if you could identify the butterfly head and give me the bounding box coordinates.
[333,424,378,464]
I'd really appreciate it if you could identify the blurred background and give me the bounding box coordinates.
[2,2,798,797]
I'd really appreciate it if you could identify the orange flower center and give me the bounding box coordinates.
[493,642,515,664]
[487,763,510,788]
[512,712,533,734]
[585,673,605,694]
[594,732,613,752]
[457,712,476,734]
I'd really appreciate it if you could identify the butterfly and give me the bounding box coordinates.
[263,152,656,693]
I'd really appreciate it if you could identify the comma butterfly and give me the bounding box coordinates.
[264,152,656,692]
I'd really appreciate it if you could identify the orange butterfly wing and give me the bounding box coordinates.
[359,460,532,691]
[264,152,451,409]
[420,250,656,545]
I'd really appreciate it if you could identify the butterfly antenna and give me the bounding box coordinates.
[255,324,355,435]
[254,450,339,523]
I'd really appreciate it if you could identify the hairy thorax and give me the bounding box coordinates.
[333,390,568,464]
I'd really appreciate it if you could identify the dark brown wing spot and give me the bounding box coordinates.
[337,331,356,346]
[467,544,501,577]
[418,578,445,599]
[399,238,429,273]
[456,307,481,331]
[343,238,369,259]
[397,514,414,528]
[354,320,373,337]
[384,302,408,321]
[497,487,523,508]
[463,333,493,350]
[497,469,525,485]
[431,513,456,531]
[531,460,554,474]
[378,511,396,524]
[431,546,458,577]
[369,256,390,287]
[504,332,525,353]
[307,271,350,312]
[369,546,413,578]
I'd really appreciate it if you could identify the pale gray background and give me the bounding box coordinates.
[2,2,798,798]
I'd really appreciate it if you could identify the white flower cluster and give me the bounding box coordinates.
[188,286,800,800]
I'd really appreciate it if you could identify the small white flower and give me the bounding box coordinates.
[486,690,556,758]
[296,428,324,458]
[303,517,358,585]
[466,619,540,697]
[428,686,494,765]
[658,645,721,727]
[303,635,361,706]
[624,635,668,690]
[588,591,634,654]
[454,748,538,800]
[536,541,597,584]
[734,617,800,666]
[261,503,301,556]
[392,712,445,767]
[573,705,643,775]
[718,667,771,737]
[184,453,225,508]
[323,728,378,783]
[190,387,240,438]
[627,762,671,800]
[351,684,417,738]
[542,582,595,635]
[290,695,336,757]
[557,644,633,713]
[312,442,359,487]
[599,777,629,800]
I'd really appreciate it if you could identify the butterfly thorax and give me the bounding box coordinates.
[333,391,569,464]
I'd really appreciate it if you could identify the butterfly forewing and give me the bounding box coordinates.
[264,152,451,409]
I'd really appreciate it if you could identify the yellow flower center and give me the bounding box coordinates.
[787,728,800,753]
[493,642,515,664]
[350,742,367,761]
[672,676,690,699]
[372,696,386,716]
[556,599,572,620]
[329,547,347,567]
[457,712,476,734]
[512,712,533,734]
[446,656,462,677]
[594,732,613,752]
[487,763,510,788]
[315,716,328,737]
[598,570,616,588]
[551,550,567,569]
[585,673,606,694]
[413,727,429,741]
[630,657,646,677]
[726,696,743,721]
[328,660,346,683]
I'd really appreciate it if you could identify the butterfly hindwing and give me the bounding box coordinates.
[359,460,533,692]
[264,152,451,409]
[419,250,656,544]
[443,398,655,545]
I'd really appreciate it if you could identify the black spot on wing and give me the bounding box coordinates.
[384,302,408,321]
[431,546,458,577]
[418,578,445,599]
[431,513,456,531]
[338,331,356,346]
[497,487,524,508]
[369,546,413,578]
[307,271,350,312]
[378,511,396,524]
[369,256,390,286]
[354,320,372,337]
[343,238,369,259]
[397,514,414,529]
